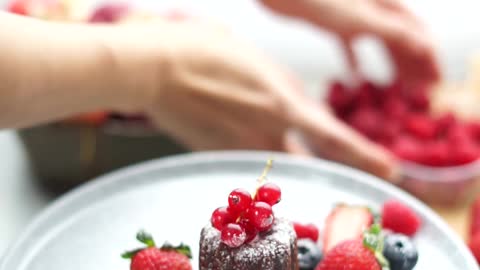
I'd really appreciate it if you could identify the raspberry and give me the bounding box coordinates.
[435,113,457,136]
[390,136,423,163]
[355,81,380,107]
[316,240,380,270]
[449,141,479,165]
[293,222,320,242]
[422,141,449,166]
[382,200,421,236]
[447,124,471,145]
[404,114,437,140]
[327,81,353,113]
[406,84,430,112]
[379,120,402,145]
[347,108,382,139]
[467,122,480,141]
[382,97,408,120]
[469,232,480,263]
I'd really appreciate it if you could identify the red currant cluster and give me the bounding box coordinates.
[210,182,282,248]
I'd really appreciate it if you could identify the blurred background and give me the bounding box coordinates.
[1,0,480,257]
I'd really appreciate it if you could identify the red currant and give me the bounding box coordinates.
[211,206,233,231]
[228,188,253,214]
[293,222,320,242]
[239,217,258,243]
[221,223,246,248]
[255,183,282,206]
[246,201,274,232]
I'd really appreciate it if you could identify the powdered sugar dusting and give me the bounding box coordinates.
[199,218,298,270]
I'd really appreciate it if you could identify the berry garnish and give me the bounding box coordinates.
[221,223,246,248]
[255,183,282,206]
[298,239,323,270]
[210,160,281,247]
[294,222,320,242]
[382,200,421,237]
[246,201,274,232]
[211,206,233,231]
[383,233,418,270]
[122,230,192,270]
[228,188,252,213]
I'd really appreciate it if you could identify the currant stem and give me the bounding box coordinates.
[254,159,273,197]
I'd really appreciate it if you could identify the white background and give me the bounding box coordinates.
[1,0,480,257]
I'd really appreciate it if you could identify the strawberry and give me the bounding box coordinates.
[317,224,388,270]
[122,231,192,270]
[322,204,373,253]
[382,200,421,236]
[470,196,480,239]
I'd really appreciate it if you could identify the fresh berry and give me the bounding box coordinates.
[382,97,408,120]
[382,200,421,236]
[467,122,480,141]
[469,232,480,263]
[89,3,131,23]
[255,183,282,206]
[316,240,380,270]
[356,81,380,107]
[447,124,471,145]
[323,205,373,252]
[211,206,234,231]
[422,141,449,166]
[294,222,320,242]
[122,231,192,270]
[383,233,418,270]
[435,113,457,136]
[221,223,247,248]
[389,136,422,163]
[246,201,274,232]
[228,188,252,214]
[347,108,382,139]
[449,141,479,165]
[239,217,258,243]
[379,120,402,145]
[406,88,430,112]
[404,114,436,140]
[470,196,480,239]
[298,239,323,270]
[327,81,352,113]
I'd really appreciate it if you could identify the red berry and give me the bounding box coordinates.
[347,108,382,139]
[382,200,421,236]
[390,136,423,163]
[422,141,449,166]
[404,114,437,140]
[255,183,282,206]
[407,90,430,112]
[355,81,380,107]
[221,223,246,248]
[211,207,234,231]
[293,222,319,242]
[449,141,479,165]
[228,188,252,213]
[447,124,471,145]
[470,197,480,239]
[316,240,380,270]
[131,247,192,270]
[239,217,258,243]
[246,201,274,232]
[378,120,402,145]
[467,122,480,141]
[435,113,457,136]
[327,80,353,113]
[469,233,480,263]
[382,97,408,120]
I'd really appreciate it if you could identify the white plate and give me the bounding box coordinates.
[0,151,476,269]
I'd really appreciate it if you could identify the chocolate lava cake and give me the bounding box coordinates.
[199,218,298,270]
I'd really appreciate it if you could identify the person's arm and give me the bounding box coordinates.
[0,12,150,128]
[261,0,441,84]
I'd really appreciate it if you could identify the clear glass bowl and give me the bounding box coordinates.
[398,159,480,206]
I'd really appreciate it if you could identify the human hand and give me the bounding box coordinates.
[105,19,395,179]
[261,0,441,85]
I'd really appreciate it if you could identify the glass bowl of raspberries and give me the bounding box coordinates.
[326,79,480,206]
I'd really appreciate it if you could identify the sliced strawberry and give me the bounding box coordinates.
[322,204,373,253]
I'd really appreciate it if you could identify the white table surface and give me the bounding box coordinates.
[1,0,480,260]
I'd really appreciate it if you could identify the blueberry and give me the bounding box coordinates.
[297,239,322,270]
[383,233,418,270]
